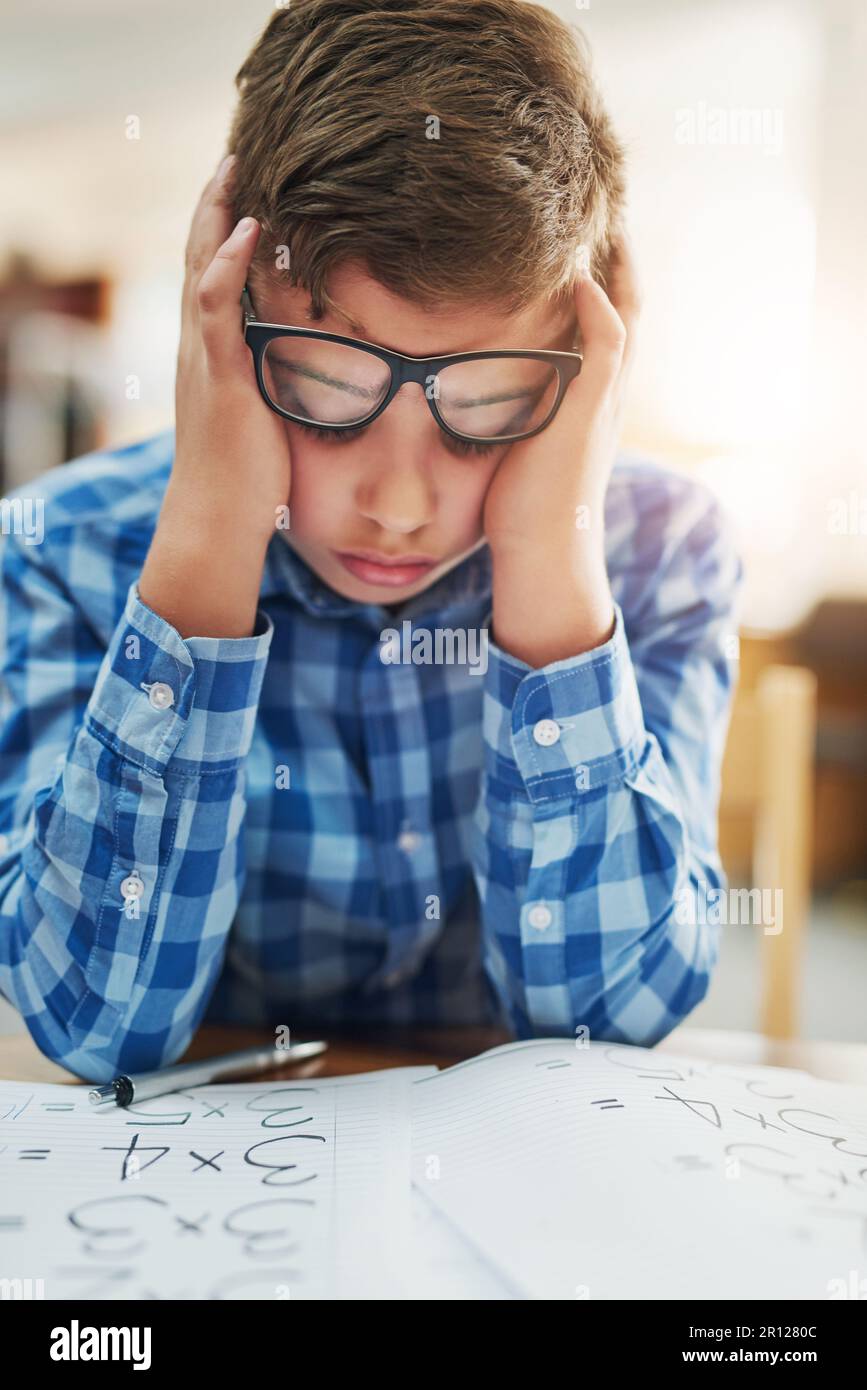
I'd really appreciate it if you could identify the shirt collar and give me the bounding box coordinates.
[260,532,493,623]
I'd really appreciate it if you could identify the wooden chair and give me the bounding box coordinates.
[718,664,818,1039]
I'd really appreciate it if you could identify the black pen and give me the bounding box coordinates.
[87,1040,328,1107]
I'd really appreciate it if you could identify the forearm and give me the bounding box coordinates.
[476,763,721,1045]
[490,516,614,667]
[472,586,733,1045]
[139,480,271,640]
[0,573,273,1080]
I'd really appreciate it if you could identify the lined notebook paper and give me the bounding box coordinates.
[0,1068,430,1301]
[411,1039,867,1299]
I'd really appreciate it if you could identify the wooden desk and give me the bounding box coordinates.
[2,1022,867,1086]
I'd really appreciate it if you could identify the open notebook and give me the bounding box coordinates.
[411,1039,867,1299]
[2,1039,866,1299]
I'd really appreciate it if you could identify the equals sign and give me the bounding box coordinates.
[536,1060,571,1070]
[591,1098,625,1110]
[19,1149,50,1160]
[0,1216,25,1230]
[43,1103,74,1112]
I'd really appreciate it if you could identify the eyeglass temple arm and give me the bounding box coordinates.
[240,284,256,323]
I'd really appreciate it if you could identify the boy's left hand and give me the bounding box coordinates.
[483,234,641,667]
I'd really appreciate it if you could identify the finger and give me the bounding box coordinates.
[604,232,642,379]
[605,232,641,327]
[571,272,627,405]
[182,154,238,315]
[196,216,261,370]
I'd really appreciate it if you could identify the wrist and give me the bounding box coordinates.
[490,535,614,667]
[140,495,270,639]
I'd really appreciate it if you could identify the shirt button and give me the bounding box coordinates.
[397,826,422,854]
[532,719,561,747]
[147,681,175,711]
[120,872,145,901]
[527,903,553,931]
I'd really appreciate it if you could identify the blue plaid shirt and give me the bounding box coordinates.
[0,431,741,1081]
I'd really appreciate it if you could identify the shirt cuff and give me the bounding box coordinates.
[85,580,274,775]
[482,603,647,803]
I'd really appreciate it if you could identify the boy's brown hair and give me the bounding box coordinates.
[228,0,625,325]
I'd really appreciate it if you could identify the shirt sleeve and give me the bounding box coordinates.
[0,529,273,1081]
[472,488,743,1046]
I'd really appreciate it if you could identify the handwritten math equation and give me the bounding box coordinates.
[0,1085,340,1299]
[534,1046,867,1251]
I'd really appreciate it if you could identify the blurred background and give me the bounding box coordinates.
[1,0,865,1039]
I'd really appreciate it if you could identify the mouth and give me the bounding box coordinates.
[334,549,438,588]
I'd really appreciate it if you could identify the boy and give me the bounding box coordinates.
[0,0,741,1081]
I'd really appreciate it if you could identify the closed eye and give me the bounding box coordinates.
[295,420,503,457]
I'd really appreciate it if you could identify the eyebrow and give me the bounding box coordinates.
[269,357,381,402]
[447,380,553,410]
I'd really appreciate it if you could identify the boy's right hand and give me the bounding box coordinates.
[140,155,292,639]
[174,154,292,535]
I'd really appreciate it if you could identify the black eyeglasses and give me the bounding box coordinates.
[241,285,582,445]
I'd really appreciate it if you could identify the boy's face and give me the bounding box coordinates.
[249,261,577,605]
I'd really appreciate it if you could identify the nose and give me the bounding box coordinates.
[354,389,438,533]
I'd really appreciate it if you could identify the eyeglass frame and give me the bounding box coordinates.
[241,284,583,445]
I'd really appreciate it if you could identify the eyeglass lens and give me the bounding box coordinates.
[261,337,560,439]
